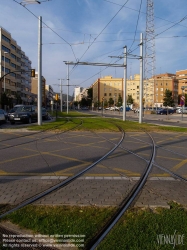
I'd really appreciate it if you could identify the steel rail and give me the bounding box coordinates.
[0,124,125,219]
[85,132,156,250]
[96,131,187,182]
[0,119,68,143]
[128,135,187,182]
[0,119,79,150]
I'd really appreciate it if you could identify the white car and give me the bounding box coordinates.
[176,107,187,114]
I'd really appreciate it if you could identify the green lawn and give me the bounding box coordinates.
[28,115,187,133]
[0,202,187,250]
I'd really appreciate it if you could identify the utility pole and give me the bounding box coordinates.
[139,33,143,124]
[38,16,42,125]
[123,46,127,121]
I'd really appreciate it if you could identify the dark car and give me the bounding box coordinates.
[42,108,49,120]
[156,108,174,115]
[9,105,37,124]
[0,109,6,124]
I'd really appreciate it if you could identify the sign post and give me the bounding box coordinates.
[181,95,185,121]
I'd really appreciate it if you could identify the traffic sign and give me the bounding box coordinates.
[181,96,185,101]
[180,96,185,106]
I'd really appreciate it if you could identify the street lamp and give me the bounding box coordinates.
[4,52,9,93]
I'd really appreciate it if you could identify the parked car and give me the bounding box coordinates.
[156,108,174,115]
[119,106,131,111]
[9,105,37,124]
[176,107,187,114]
[42,107,49,120]
[0,109,6,124]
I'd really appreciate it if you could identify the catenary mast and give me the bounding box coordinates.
[144,0,156,108]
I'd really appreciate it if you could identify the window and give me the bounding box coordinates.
[2,56,10,64]
[10,72,16,77]
[11,44,16,50]
[1,66,10,73]
[104,93,107,96]
[2,45,10,53]
[2,35,10,43]
[11,63,16,68]
[109,93,111,96]
[11,53,16,60]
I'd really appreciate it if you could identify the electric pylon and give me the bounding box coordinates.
[144,0,156,108]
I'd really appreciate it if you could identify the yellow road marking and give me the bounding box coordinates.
[113,167,140,176]
[0,153,40,164]
[171,159,187,171]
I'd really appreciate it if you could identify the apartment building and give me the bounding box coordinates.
[92,76,123,104]
[153,73,178,107]
[127,74,140,107]
[45,84,54,107]
[31,72,46,106]
[74,87,83,101]
[0,26,33,108]
[176,69,187,96]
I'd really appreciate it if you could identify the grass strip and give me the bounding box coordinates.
[0,202,187,249]
[28,116,187,133]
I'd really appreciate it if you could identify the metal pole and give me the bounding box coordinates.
[123,46,127,121]
[38,16,42,125]
[60,79,62,112]
[67,64,69,114]
[182,88,184,121]
[139,33,143,124]
[4,52,6,93]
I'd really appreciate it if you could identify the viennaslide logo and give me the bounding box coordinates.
[157,230,185,248]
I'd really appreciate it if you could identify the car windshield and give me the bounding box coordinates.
[17,106,32,112]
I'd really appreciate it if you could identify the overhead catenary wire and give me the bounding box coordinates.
[12,0,78,62]
[69,0,131,76]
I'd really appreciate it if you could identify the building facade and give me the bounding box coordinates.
[0,26,33,108]
[92,76,123,105]
[31,72,46,106]
[153,73,178,107]
[45,84,54,107]
[176,69,187,97]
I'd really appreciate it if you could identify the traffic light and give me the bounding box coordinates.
[31,69,35,77]
[55,94,59,101]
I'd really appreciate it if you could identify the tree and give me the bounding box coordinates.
[163,89,174,107]
[104,99,108,108]
[15,92,22,105]
[80,98,88,107]
[127,95,134,105]
[0,92,13,109]
[117,94,122,107]
[74,101,78,107]
[108,97,114,106]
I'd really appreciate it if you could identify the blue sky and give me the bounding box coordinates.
[1,0,187,95]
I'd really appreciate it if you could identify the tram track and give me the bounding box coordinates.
[84,131,156,250]
[127,134,187,182]
[0,119,187,249]
[0,121,125,219]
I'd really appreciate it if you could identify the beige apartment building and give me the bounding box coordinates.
[153,73,178,107]
[92,76,123,105]
[176,69,187,96]
[31,72,46,106]
[127,74,140,107]
[92,73,180,108]
[0,26,33,108]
